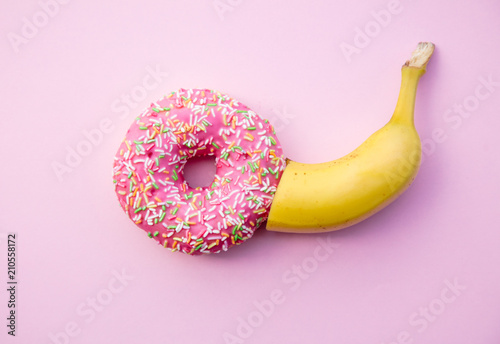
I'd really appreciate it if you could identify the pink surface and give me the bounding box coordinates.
[1,0,499,343]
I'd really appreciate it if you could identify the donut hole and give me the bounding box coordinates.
[183,155,217,188]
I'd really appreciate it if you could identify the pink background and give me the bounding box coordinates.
[1,0,500,343]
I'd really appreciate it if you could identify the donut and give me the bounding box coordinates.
[112,88,287,255]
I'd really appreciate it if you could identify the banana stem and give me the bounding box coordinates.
[390,42,435,125]
[390,68,422,125]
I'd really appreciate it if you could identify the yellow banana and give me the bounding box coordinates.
[267,42,435,233]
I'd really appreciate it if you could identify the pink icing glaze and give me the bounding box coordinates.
[113,89,286,255]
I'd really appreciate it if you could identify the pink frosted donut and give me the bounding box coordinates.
[113,88,286,255]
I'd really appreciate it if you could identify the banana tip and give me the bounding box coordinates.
[405,42,435,69]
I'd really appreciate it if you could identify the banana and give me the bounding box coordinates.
[266,42,435,233]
